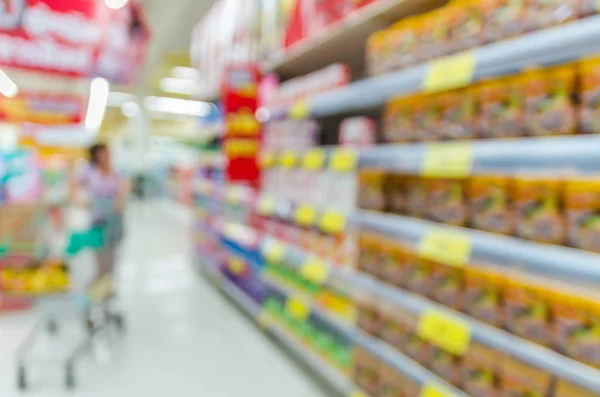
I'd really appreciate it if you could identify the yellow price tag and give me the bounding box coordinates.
[280,151,297,169]
[289,100,310,120]
[418,229,472,268]
[303,149,326,170]
[294,204,317,226]
[259,152,276,168]
[257,195,276,216]
[418,309,472,356]
[423,50,476,93]
[286,296,311,321]
[422,143,473,178]
[264,242,286,264]
[420,382,461,397]
[330,149,358,172]
[228,256,246,275]
[300,258,329,285]
[320,211,346,234]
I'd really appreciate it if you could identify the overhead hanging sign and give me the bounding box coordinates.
[0,92,84,124]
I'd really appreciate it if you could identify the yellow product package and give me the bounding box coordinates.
[405,176,428,218]
[564,177,600,252]
[512,176,565,244]
[384,173,407,214]
[353,346,381,396]
[439,87,478,140]
[379,301,418,355]
[482,0,528,43]
[478,76,525,139]
[366,30,387,76]
[412,94,441,142]
[522,66,576,137]
[500,354,553,397]
[468,174,514,235]
[462,341,502,397]
[555,379,598,397]
[464,266,506,327]
[447,0,485,53]
[358,169,386,211]
[580,57,600,134]
[525,0,578,31]
[383,97,413,143]
[430,261,465,311]
[427,178,468,226]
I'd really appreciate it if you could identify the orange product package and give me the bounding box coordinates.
[430,345,464,387]
[430,261,465,311]
[404,255,435,298]
[481,0,528,43]
[404,176,428,218]
[366,30,388,76]
[503,276,552,347]
[379,301,418,355]
[383,97,413,143]
[412,93,441,142]
[379,363,420,397]
[586,298,600,368]
[405,330,435,367]
[548,286,600,363]
[427,178,468,227]
[477,76,525,139]
[525,0,579,31]
[468,174,515,235]
[521,66,576,137]
[416,9,451,62]
[439,87,478,140]
[499,355,553,397]
[380,239,408,288]
[554,379,599,397]
[353,346,381,396]
[579,57,600,134]
[384,173,407,214]
[358,169,387,211]
[447,0,485,53]
[512,176,566,244]
[358,232,383,277]
[387,18,419,71]
[355,289,382,337]
[464,266,506,327]
[564,177,600,252]
[462,342,502,397]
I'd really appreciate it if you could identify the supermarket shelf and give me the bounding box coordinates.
[265,235,600,392]
[262,0,446,78]
[359,135,600,173]
[343,272,600,393]
[267,270,468,397]
[353,210,600,284]
[268,14,600,118]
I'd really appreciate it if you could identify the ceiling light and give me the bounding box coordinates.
[121,101,140,118]
[144,96,212,117]
[170,67,200,80]
[104,0,129,10]
[0,69,18,98]
[85,77,110,131]
[159,77,197,95]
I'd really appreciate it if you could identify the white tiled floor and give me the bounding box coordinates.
[0,201,331,397]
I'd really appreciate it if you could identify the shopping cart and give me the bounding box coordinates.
[5,201,126,390]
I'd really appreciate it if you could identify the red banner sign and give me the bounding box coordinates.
[0,92,83,124]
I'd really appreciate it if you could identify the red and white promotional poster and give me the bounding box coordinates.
[0,0,149,84]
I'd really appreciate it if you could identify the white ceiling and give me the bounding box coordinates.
[138,0,219,89]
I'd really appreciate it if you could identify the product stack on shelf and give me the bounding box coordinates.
[191,0,600,396]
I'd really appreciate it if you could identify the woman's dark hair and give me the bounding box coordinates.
[89,143,107,166]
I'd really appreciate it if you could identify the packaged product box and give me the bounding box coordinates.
[525,0,578,31]
[468,174,514,235]
[430,261,465,311]
[405,176,428,218]
[383,98,414,143]
[499,354,553,397]
[416,9,450,62]
[439,87,478,140]
[447,0,485,53]
[554,379,598,397]
[379,362,420,397]
[586,297,600,368]
[430,346,463,387]
[405,255,435,297]
[549,286,599,362]
[503,276,552,346]
[379,238,408,287]
[340,117,376,148]
[482,0,528,43]
[379,300,418,355]
[464,266,506,327]
[389,18,419,70]
[512,176,565,244]
[358,232,386,278]
[384,173,406,214]
[366,30,387,76]
[413,94,441,142]
[478,76,525,139]
[405,331,435,367]
[564,177,600,252]
[0,204,45,256]
[355,289,382,337]
[353,346,381,396]
[579,0,600,17]
[579,57,600,134]
[522,66,576,137]
[462,341,502,397]
[427,178,468,226]
[358,169,386,211]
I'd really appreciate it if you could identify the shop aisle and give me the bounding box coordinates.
[0,200,332,397]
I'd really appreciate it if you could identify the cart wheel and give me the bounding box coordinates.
[17,366,27,390]
[65,364,76,389]
[47,320,58,335]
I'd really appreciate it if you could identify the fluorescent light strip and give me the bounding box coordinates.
[159,77,197,95]
[0,69,18,98]
[170,67,200,80]
[85,77,110,131]
[144,96,213,117]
